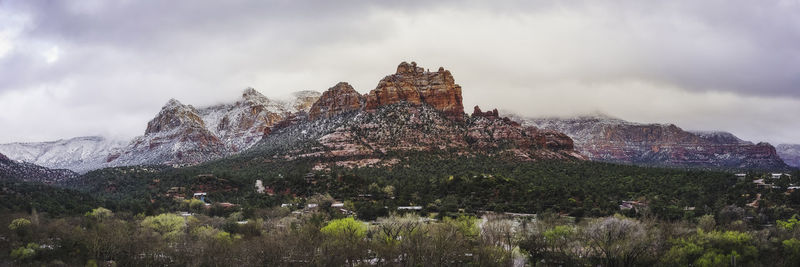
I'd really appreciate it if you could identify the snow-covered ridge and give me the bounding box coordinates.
[0,88,322,173]
[0,136,126,174]
[106,88,321,168]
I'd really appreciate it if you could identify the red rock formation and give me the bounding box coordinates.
[472,106,499,118]
[525,116,788,169]
[309,82,363,120]
[531,129,575,151]
[467,106,576,154]
[145,99,207,135]
[365,62,464,121]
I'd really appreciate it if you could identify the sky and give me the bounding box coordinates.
[0,0,799,144]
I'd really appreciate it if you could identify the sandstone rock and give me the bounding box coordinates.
[471,105,499,118]
[309,82,363,120]
[110,99,227,167]
[466,107,576,155]
[365,62,464,121]
[200,88,290,151]
[145,99,207,134]
[523,115,788,169]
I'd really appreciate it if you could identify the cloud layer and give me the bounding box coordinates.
[0,0,798,144]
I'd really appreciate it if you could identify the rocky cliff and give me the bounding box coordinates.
[199,88,294,151]
[252,60,584,166]
[522,115,788,169]
[257,103,583,166]
[777,144,800,168]
[364,62,464,121]
[107,88,320,167]
[309,82,364,120]
[108,99,227,167]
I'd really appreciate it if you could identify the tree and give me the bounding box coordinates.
[85,207,113,221]
[371,214,423,264]
[141,213,186,241]
[8,217,33,242]
[321,217,368,266]
[10,243,38,262]
[584,216,658,267]
[663,230,758,266]
[479,215,515,265]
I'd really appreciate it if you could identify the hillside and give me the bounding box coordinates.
[0,136,125,173]
[0,152,78,184]
[522,115,788,170]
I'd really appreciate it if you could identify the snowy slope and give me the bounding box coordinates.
[520,114,788,169]
[106,88,321,168]
[777,144,800,168]
[0,89,321,172]
[0,136,126,173]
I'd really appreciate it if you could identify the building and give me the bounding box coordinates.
[193,192,208,202]
[772,173,792,179]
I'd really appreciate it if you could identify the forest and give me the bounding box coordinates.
[2,153,800,266]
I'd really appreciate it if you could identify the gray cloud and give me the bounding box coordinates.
[0,0,798,144]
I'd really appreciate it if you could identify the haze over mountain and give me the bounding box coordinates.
[1,1,799,146]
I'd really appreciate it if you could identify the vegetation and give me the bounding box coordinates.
[1,152,799,265]
[3,208,800,266]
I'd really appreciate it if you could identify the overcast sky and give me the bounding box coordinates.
[1,0,799,144]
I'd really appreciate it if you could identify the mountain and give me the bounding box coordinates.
[309,82,363,120]
[252,62,583,168]
[105,99,228,167]
[777,144,800,168]
[0,136,125,173]
[521,115,788,169]
[107,89,321,167]
[364,62,464,121]
[0,152,77,184]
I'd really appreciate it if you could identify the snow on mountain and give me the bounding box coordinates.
[106,98,227,167]
[691,131,752,145]
[105,88,321,168]
[197,88,293,152]
[777,144,800,168]
[519,114,788,169]
[0,136,126,173]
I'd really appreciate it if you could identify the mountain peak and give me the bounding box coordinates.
[163,98,184,109]
[366,61,464,121]
[146,99,204,135]
[241,87,271,104]
[396,61,424,75]
[309,82,363,120]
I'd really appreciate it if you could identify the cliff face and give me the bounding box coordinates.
[199,88,293,152]
[467,106,579,157]
[108,99,227,167]
[523,115,788,169]
[309,82,363,120]
[105,88,322,168]
[259,103,583,163]
[364,62,464,121]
